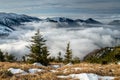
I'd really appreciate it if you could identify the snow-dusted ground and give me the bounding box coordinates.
[58,73,114,80]
[8,67,115,80]
[7,63,115,80]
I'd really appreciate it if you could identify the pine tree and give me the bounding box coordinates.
[40,47,49,65]
[26,30,50,66]
[0,49,5,61]
[48,56,56,62]
[4,52,16,62]
[57,52,63,62]
[64,42,72,63]
[22,56,26,62]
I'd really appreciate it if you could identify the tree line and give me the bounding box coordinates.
[0,30,80,65]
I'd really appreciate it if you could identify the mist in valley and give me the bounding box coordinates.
[0,19,120,59]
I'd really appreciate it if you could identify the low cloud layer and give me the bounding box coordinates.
[0,22,120,59]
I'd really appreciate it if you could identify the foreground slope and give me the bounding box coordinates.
[0,62,119,80]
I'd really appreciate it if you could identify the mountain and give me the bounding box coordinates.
[75,19,85,22]
[44,17,79,27]
[0,13,105,35]
[83,46,120,64]
[0,12,41,35]
[44,18,57,23]
[44,17,102,24]
[43,17,102,27]
[0,13,40,27]
[85,18,102,24]
[108,20,120,25]
[45,17,75,22]
[0,24,13,36]
[75,18,102,24]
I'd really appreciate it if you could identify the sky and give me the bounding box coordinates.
[0,0,120,17]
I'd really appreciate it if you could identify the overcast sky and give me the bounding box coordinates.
[0,0,120,17]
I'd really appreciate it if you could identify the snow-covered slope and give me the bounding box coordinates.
[0,12,40,27]
[0,24,13,36]
[0,12,40,35]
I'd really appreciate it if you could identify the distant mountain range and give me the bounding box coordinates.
[0,12,120,35]
[44,17,102,24]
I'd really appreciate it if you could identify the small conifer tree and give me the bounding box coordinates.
[64,42,72,63]
[26,30,49,66]
[57,52,63,62]
[0,49,5,61]
[4,52,16,62]
[22,56,26,62]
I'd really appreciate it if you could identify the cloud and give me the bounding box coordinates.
[0,0,120,15]
[0,21,119,60]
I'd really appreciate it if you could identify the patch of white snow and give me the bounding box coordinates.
[28,68,43,74]
[58,73,114,80]
[51,65,60,69]
[8,68,27,74]
[33,62,43,66]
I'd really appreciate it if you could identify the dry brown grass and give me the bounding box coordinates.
[10,73,58,80]
[0,62,120,80]
[55,62,120,78]
[0,62,51,71]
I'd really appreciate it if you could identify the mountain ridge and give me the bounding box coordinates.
[0,12,120,36]
[0,12,41,35]
[108,20,120,25]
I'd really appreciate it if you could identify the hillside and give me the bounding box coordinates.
[84,46,120,64]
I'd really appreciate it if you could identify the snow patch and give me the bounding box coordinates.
[51,65,60,69]
[33,62,43,66]
[28,68,43,74]
[58,73,114,80]
[8,68,27,75]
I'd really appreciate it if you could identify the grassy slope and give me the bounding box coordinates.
[84,46,120,64]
